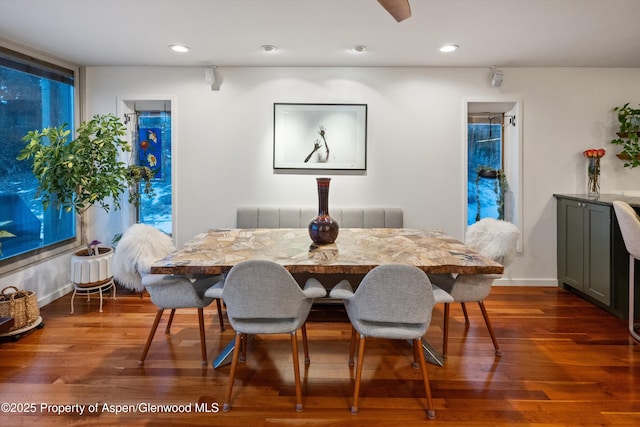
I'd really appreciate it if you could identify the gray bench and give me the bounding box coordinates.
[236,207,403,229]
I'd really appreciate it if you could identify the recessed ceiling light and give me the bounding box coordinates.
[351,45,367,53]
[169,44,190,53]
[439,44,460,53]
[261,44,277,52]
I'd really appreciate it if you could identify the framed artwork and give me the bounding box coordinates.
[273,103,367,170]
[138,127,162,178]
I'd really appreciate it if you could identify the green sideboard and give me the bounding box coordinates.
[555,193,640,318]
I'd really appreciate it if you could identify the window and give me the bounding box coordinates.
[466,101,522,249]
[136,110,172,233]
[467,114,505,223]
[0,47,75,262]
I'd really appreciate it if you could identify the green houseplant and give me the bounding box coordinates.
[18,114,155,289]
[127,164,155,203]
[18,114,131,245]
[475,165,509,221]
[610,103,640,168]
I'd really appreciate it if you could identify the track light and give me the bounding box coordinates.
[491,66,504,87]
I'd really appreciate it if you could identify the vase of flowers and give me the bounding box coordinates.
[583,148,605,198]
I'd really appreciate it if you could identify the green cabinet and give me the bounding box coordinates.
[557,197,611,305]
[555,194,636,318]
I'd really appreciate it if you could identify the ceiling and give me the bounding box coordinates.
[1,0,640,68]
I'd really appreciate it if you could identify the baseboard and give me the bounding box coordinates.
[493,278,558,287]
[37,283,73,307]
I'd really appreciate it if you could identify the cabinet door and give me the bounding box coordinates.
[584,203,611,305]
[558,198,585,290]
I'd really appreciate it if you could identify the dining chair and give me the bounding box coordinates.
[429,217,519,357]
[206,260,327,412]
[112,223,225,366]
[329,264,437,419]
[612,201,640,342]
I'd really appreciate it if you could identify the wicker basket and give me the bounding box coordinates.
[0,286,40,332]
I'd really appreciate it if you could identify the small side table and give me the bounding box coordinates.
[70,277,116,314]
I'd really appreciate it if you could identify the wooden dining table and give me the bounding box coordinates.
[150,227,504,367]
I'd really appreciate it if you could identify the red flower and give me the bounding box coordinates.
[583,148,606,158]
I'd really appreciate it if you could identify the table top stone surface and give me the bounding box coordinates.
[151,228,504,276]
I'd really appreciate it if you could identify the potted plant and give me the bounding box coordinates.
[127,164,155,204]
[18,114,153,287]
[475,165,509,221]
[610,103,640,168]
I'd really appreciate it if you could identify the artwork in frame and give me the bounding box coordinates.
[273,103,367,170]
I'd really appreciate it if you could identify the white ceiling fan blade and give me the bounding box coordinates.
[377,0,412,22]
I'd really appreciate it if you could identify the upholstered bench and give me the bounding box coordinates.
[236,207,403,229]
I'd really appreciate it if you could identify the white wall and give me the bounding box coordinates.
[83,66,640,287]
[6,66,638,303]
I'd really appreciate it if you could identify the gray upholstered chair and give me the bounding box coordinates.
[429,218,519,357]
[112,223,224,366]
[329,264,437,419]
[612,201,640,342]
[206,260,326,412]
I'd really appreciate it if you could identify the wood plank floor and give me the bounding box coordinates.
[0,286,639,426]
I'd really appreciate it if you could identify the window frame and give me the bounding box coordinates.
[0,41,82,276]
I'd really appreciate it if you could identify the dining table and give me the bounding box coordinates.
[150,227,504,367]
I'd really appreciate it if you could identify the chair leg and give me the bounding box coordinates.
[197,308,208,366]
[442,303,450,357]
[301,323,310,365]
[215,299,225,332]
[139,308,164,366]
[240,333,247,362]
[351,334,366,415]
[223,332,243,412]
[478,301,501,356]
[165,309,176,334]
[349,327,357,367]
[414,338,436,419]
[412,339,420,369]
[629,255,640,342]
[461,302,470,325]
[290,331,303,412]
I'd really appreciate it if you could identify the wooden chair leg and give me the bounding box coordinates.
[414,338,436,419]
[223,332,243,412]
[461,302,470,325]
[442,303,450,357]
[301,323,310,365]
[478,301,501,356]
[349,327,357,367]
[165,309,176,334]
[351,334,366,415]
[197,308,207,366]
[240,333,247,362]
[215,299,225,331]
[139,309,164,366]
[412,339,420,369]
[291,331,303,412]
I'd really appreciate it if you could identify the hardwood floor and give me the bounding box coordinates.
[0,286,639,426]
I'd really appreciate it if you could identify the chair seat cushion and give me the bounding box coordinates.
[355,320,427,340]
[231,317,302,335]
